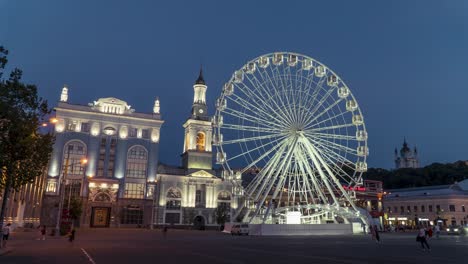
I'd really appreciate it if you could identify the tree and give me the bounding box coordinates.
[68,197,83,228]
[0,46,54,238]
[214,203,230,229]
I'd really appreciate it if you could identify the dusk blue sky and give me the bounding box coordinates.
[1,0,467,169]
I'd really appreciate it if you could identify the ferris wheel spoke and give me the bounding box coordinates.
[316,147,357,186]
[306,131,356,141]
[255,66,296,124]
[306,108,349,131]
[230,84,292,126]
[302,88,336,128]
[223,106,286,131]
[308,135,357,156]
[303,97,345,128]
[248,140,290,201]
[222,123,280,134]
[304,138,360,211]
[300,139,340,206]
[295,145,328,204]
[222,133,285,145]
[307,122,356,133]
[242,72,295,125]
[307,137,358,174]
[227,134,288,165]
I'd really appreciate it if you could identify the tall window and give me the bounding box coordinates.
[62,141,87,176]
[107,138,116,177]
[421,205,425,212]
[413,206,418,213]
[196,132,205,151]
[449,205,456,212]
[81,122,90,133]
[141,129,150,139]
[166,188,182,210]
[97,138,106,177]
[195,190,204,207]
[462,205,466,212]
[126,146,148,178]
[429,205,433,212]
[129,128,138,138]
[124,183,144,199]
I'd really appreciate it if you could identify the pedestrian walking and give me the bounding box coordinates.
[2,223,11,248]
[416,226,431,251]
[40,225,46,240]
[374,225,381,243]
[68,228,75,243]
[370,224,376,241]
[162,225,168,239]
[434,225,440,239]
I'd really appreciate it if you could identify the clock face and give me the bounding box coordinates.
[198,109,204,114]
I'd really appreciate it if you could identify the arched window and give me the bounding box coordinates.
[62,140,87,176]
[196,132,205,151]
[126,146,148,178]
[217,191,231,201]
[166,188,182,210]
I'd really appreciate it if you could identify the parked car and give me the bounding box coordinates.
[446,225,466,235]
[231,224,249,236]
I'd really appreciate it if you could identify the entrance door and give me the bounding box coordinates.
[91,207,110,227]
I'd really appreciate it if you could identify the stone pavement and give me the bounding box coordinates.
[1,228,467,264]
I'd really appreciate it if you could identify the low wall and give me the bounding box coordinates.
[248,224,353,236]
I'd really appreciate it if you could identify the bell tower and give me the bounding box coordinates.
[181,67,213,171]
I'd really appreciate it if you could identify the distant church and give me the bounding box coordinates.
[394,139,420,169]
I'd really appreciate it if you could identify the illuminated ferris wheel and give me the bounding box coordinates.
[213,52,369,225]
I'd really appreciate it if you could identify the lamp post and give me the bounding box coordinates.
[55,150,87,237]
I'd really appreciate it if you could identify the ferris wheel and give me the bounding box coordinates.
[213,52,369,225]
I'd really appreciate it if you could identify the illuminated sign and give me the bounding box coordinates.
[342,185,366,192]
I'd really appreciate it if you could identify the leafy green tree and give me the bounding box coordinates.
[0,46,54,234]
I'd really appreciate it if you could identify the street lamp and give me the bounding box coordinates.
[55,153,87,237]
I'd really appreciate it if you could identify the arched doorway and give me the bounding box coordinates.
[193,215,205,230]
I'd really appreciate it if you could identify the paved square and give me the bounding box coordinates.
[1,229,466,264]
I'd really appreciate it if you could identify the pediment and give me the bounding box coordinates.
[189,170,215,178]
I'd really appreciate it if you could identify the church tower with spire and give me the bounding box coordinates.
[394,138,420,169]
[181,68,213,171]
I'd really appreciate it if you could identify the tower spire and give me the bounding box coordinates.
[195,65,205,85]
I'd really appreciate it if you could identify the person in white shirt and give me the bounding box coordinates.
[434,225,440,239]
[2,223,11,248]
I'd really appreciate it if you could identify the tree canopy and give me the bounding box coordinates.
[0,46,54,190]
[363,161,468,189]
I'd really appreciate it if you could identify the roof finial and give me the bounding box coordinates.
[195,65,205,85]
[153,97,160,114]
[60,85,68,102]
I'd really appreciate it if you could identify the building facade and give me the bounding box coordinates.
[394,139,419,169]
[153,70,242,229]
[0,170,47,228]
[41,87,163,228]
[383,179,468,228]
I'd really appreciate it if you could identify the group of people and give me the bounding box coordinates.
[36,225,75,242]
[368,223,438,252]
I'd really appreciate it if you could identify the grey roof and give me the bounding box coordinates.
[385,179,468,199]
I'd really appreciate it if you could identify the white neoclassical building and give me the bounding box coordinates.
[154,69,241,229]
[41,87,164,228]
